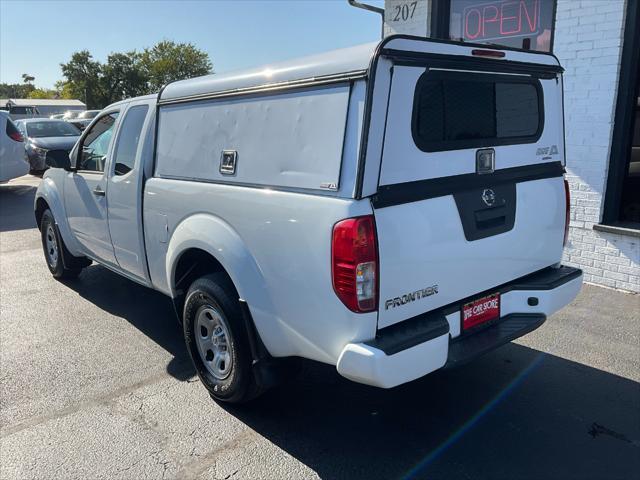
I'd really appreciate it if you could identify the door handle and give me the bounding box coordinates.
[93,186,106,196]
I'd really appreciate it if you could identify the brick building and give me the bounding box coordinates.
[379,0,639,292]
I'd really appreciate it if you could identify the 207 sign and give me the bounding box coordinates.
[389,1,418,22]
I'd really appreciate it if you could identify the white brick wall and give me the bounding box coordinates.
[555,0,640,293]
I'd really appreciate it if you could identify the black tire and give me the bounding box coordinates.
[183,273,262,403]
[40,209,82,279]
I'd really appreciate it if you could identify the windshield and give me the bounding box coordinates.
[26,121,80,138]
[63,111,80,119]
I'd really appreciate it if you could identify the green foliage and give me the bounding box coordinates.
[102,51,149,101]
[26,88,58,99]
[59,40,212,109]
[54,81,76,100]
[0,83,35,99]
[60,50,103,109]
[3,41,212,109]
[140,40,213,92]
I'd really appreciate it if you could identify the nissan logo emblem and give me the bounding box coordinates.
[482,188,496,207]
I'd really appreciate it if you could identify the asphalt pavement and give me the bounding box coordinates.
[1,175,639,480]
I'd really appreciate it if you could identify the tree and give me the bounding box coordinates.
[58,40,213,109]
[54,81,76,100]
[140,40,212,92]
[101,51,148,104]
[60,51,103,108]
[0,83,35,98]
[27,88,58,99]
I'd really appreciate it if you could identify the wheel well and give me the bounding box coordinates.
[35,198,49,230]
[173,248,237,318]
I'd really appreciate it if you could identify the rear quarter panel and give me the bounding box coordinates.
[143,179,377,364]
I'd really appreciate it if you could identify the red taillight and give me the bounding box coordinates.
[6,120,23,142]
[8,131,23,142]
[563,179,571,246]
[332,215,378,313]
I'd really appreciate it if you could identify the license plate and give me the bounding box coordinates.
[462,293,500,330]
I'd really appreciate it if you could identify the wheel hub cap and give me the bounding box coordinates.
[195,306,232,380]
[45,225,58,267]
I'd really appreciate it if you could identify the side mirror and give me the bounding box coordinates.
[44,154,71,171]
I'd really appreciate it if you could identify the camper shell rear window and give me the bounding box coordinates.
[412,70,544,152]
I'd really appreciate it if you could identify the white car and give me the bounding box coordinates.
[35,36,583,404]
[0,111,30,183]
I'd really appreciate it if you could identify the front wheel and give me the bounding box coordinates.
[183,273,263,403]
[40,209,82,279]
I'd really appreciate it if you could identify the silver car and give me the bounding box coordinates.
[0,111,30,182]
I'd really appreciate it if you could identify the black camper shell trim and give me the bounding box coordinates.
[372,161,565,209]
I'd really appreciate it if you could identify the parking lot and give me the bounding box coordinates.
[1,175,639,480]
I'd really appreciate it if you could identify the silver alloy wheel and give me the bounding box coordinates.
[45,224,59,267]
[195,306,233,380]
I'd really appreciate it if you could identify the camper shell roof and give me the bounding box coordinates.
[158,36,561,105]
[159,42,377,104]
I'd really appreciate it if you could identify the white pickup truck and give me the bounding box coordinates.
[35,36,583,403]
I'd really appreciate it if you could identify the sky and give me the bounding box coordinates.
[0,0,384,89]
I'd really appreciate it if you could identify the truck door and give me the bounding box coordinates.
[64,111,119,265]
[372,57,567,330]
[105,102,153,282]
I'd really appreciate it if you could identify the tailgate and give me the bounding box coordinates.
[372,47,566,329]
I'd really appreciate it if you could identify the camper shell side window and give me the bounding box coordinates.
[411,70,544,153]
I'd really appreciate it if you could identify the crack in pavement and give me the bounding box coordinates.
[175,429,257,480]
[0,366,193,439]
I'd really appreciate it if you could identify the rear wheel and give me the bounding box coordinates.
[40,209,83,279]
[183,273,262,403]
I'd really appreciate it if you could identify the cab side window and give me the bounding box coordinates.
[78,113,119,172]
[112,105,149,176]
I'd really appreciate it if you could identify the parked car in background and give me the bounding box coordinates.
[67,110,101,131]
[14,119,80,171]
[79,110,100,120]
[0,111,30,182]
[50,114,65,120]
[62,110,81,120]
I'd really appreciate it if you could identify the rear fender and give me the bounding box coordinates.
[166,213,283,355]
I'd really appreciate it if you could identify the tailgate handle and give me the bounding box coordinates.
[474,206,506,230]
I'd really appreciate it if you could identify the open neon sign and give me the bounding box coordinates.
[463,0,541,42]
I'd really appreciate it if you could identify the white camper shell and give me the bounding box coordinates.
[36,36,582,403]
